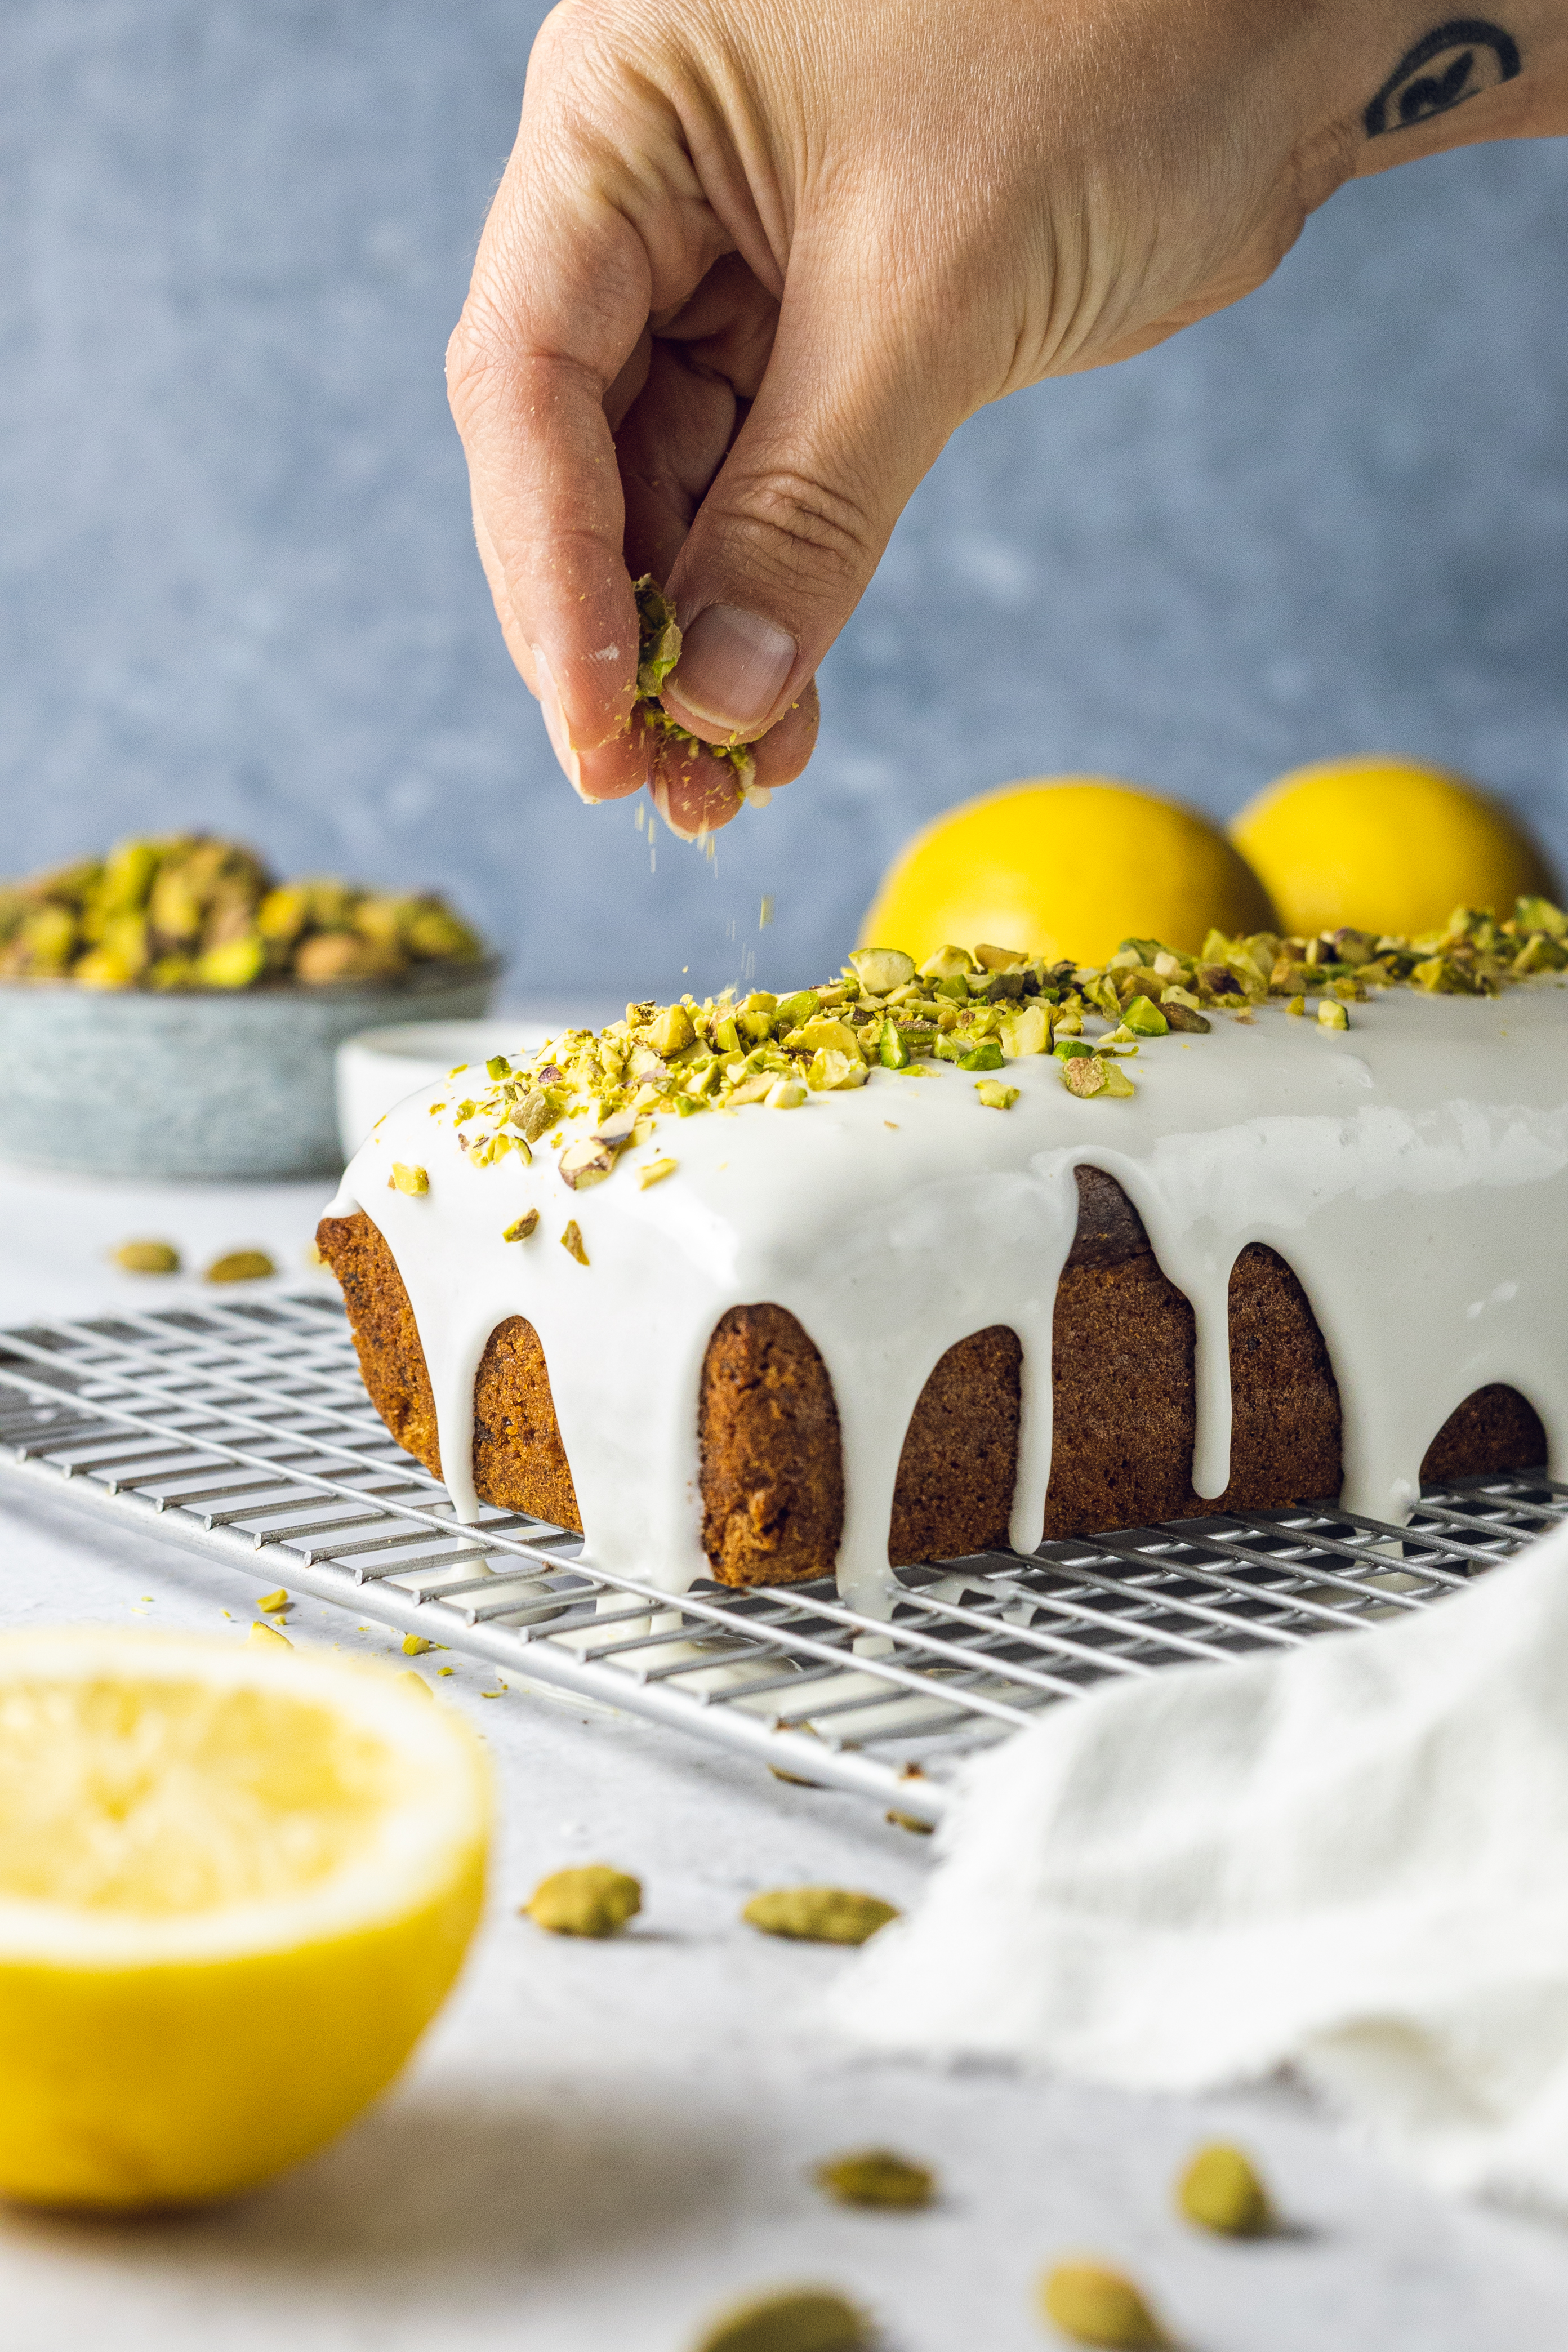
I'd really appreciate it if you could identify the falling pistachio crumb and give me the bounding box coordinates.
[742,1887,899,1945]
[502,1209,539,1242]
[389,1161,430,1196]
[524,1864,642,1937]
[113,1239,181,1275]
[205,1249,276,1283]
[1175,2141,1273,2236]
[639,1156,678,1188]
[255,1589,289,1614]
[1038,2260,1168,2347]
[560,1220,589,1265]
[248,1621,291,1649]
[813,2149,935,2209]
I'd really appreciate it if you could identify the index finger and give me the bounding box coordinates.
[447,29,730,799]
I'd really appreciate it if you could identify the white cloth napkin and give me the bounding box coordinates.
[832,1516,1568,2215]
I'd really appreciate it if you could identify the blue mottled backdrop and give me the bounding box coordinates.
[3,2,1566,1004]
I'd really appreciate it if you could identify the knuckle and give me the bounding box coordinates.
[727,468,878,596]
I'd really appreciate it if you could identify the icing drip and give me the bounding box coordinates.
[327,985,1568,1596]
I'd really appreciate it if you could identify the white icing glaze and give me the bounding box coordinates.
[327,984,1568,1601]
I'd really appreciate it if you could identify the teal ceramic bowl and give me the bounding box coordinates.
[0,960,500,1179]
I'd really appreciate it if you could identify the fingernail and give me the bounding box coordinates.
[650,777,700,844]
[533,648,586,799]
[667,605,796,735]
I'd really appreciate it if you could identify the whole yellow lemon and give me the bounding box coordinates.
[1230,755,1556,939]
[859,778,1276,969]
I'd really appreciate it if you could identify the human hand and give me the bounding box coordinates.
[449,0,1567,836]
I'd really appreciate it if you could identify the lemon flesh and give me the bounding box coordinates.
[861,778,1276,970]
[0,1630,489,2210]
[1230,755,1556,941]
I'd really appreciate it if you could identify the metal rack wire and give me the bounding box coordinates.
[1,1291,1561,1823]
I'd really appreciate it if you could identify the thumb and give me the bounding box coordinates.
[658,264,962,743]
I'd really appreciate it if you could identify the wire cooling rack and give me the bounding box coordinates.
[1,1291,1562,1824]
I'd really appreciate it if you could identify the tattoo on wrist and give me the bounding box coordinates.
[1365,19,1521,135]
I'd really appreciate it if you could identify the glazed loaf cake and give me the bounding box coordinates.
[320,912,1568,1602]
[317,1165,1543,1587]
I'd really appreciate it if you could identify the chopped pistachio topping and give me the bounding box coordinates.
[560,1219,589,1266]
[502,1209,539,1242]
[639,1155,678,1187]
[423,894,1568,1191]
[632,575,758,795]
[975,1079,1019,1110]
[389,1162,430,1196]
[0,834,484,990]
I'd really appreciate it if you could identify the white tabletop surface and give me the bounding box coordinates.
[2,1160,1567,2351]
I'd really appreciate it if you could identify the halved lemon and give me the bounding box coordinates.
[0,1628,489,2210]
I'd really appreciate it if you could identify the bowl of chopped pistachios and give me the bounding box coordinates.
[0,835,498,1178]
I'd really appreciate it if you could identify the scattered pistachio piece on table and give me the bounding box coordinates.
[255,1589,289,1614]
[1037,2260,1168,2347]
[524,1865,642,1938]
[113,1239,180,1274]
[689,2286,873,2352]
[204,1249,276,1283]
[400,1671,434,1700]
[247,1621,291,1649]
[813,2149,935,2210]
[1175,2140,1273,2236]
[742,1887,899,1945]
[401,1634,435,1656]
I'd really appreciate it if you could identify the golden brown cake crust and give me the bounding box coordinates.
[317,1212,581,1532]
[317,1171,1545,1587]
